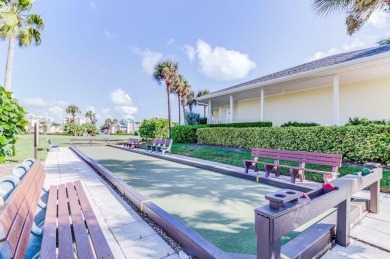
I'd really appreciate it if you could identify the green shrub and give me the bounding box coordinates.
[63,122,85,136]
[185,112,201,125]
[83,123,99,136]
[197,125,390,164]
[172,125,206,143]
[346,117,388,126]
[0,87,26,163]
[281,121,320,127]
[139,118,175,141]
[208,121,272,128]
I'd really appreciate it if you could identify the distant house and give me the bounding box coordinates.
[197,45,390,126]
[63,116,87,125]
[25,114,58,133]
[110,118,140,134]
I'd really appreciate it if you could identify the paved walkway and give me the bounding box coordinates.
[44,148,182,259]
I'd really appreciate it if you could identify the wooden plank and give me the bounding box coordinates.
[74,181,114,258]
[58,184,74,259]
[0,161,41,240]
[14,168,45,258]
[281,224,335,259]
[5,165,44,254]
[41,185,59,259]
[66,182,95,259]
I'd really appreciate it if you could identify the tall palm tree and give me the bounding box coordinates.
[0,0,44,92]
[196,89,210,117]
[186,90,197,112]
[85,110,97,124]
[66,105,80,123]
[153,60,179,138]
[172,75,191,125]
[313,0,389,35]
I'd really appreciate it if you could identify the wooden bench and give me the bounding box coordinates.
[123,138,140,149]
[41,181,113,258]
[156,139,173,155]
[146,138,162,152]
[243,148,342,183]
[0,161,113,258]
[0,160,45,258]
[47,139,60,151]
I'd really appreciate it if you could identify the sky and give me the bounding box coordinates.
[0,0,389,124]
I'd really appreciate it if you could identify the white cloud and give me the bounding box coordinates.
[51,100,69,108]
[185,39,257,81]
[21,97,47,107]
[109,88,138,118]
[368,11,390,29]
[166,38,175,46]
[183,45,195,62]
[104,30,117,39]
[89,1,96,8]
[48,106,64,120]
[133,48,163,75]
[305,38,367,62]
[84,105,95,113]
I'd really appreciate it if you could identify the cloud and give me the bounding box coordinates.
[166,38,175,46]
[109,88,138,118]
[104,30,117,39]
[21,97,47,107]
[51,100,69,108]
[133,48,163,75]
[89,1,96,8]
[305,38,367,62]
[183,45,195,62]
[102,108,110,115]
[84,105,95,113]
[185,39,256,81]
[367,11,390,29]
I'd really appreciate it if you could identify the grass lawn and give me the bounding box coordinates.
[170,143,390,193]
[6,134,133,163]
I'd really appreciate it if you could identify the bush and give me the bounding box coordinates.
[84,123,99,136]
[0,87,26,163]
[197,125,390,165]
[139,118,175,141]
[208,121,272,128]
[346,117,388,126]
[63,122,85,136]
[172,125,206,143]
[185,112,201,125]
[281,121,320,127]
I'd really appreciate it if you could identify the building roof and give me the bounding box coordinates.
[208,44,390,96]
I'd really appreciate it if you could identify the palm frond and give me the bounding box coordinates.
[17,27,41,46]
[27,14,44,29]
[313,0,353,15]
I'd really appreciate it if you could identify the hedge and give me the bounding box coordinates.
[197,125,390,164]
[208,121,272,128]
[172,125,206,143]
[139,118,175,141]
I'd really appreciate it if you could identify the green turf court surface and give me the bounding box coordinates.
[78,146,328,255]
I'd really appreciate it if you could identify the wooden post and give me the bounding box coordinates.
[336,198,350,247]
[369,180,380,213]
[34,122,38,159]
[256,213,281,259]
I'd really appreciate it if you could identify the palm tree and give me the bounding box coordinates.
[313,0,389,35]
[66,105,80,123]
[183,90,197,113]
[51,122,60,133]
[172,75,192,125]
[85,110,97,124]
[0,0,44,92]
[153,60,179,138]
[196,89,210,117]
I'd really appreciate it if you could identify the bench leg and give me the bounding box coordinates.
[290,168,298,183]
[243,161,251,174]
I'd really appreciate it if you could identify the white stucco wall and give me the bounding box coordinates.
[211,76,390,125]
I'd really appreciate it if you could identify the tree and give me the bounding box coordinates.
[313,0,390,35]
[65,105,80,123]
[51,122,60,133]
[186,90,197,112]
[172,74,191,125]
[0,0,44,92]
[153,60,179,138]
[101,118,118,134]
[196,89,210,117]
[85,110,97,124]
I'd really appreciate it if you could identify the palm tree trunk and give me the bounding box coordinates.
[167,86,172,138]
[178,95,181,125]
[181,103,187,125]
[4,36,15,92]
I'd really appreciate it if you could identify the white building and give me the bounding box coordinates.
[63,116,87,125]
[110,118,140,134]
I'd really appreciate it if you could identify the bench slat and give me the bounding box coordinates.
[58,184,75,259]
[6,165,44,255]
[41,185,59,259]
[74,181,114,258]
[14,167,45,258]
[251,152,341,167]
[66,182,95,258]
[252,148,342,159]
[0,161,41,240]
